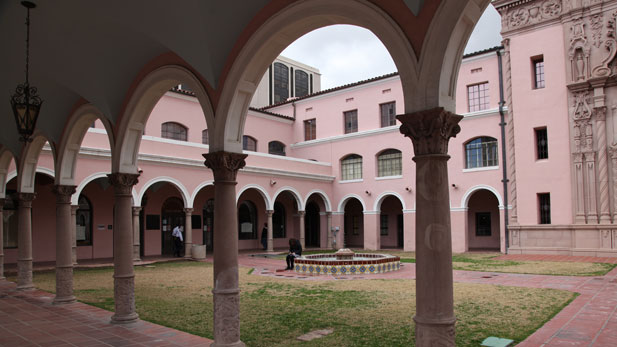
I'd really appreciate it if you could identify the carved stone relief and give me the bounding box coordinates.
[501,0,563,31]
[593,11,617,77]
[573,91,593,122]
[591,14,604,48]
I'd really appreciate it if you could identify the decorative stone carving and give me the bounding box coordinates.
[13,192,36,207]
[111,275,138,323]
[107,173,139,196]
[53,185,76,204]
[511,229,520,246]
[593,11,617,77]
[569,18,591,81]
[203,151,248,182]
[414,317,456,347]
[591,14,604,48]
[213,289,243,346]
[571,18,587,44]
[502,38,519,224]
[573,91,593,121]
[499,0,563,32]
[397,107,463,156]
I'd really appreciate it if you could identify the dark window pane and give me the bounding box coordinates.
[161,122,187,141]
[380,102,396,127]
[243,136,257,151]
[465,137,498,168]
[273,202,286,238]
[304,118,316,141]
[238,201,257,239]
[202,129,209,145]
[295,70,309,97]
[536,128,548,159]
[534,58,545,89]
[475,212,491,236]
[268,141,286,156]
[539,193,551,224]
[344,110,358,134]
[273,62,289,103]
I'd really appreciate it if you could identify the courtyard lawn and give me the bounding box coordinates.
[30,261,575,347]
[359,250,615,276]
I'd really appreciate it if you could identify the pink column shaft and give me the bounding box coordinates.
[0,199,5,280]
[108,173,140,324]
[16,193,35,290]
[132,207,141,262]
[184,208,193,258]
[71,205,78,264]
[267,210,274,252]
[398,108,462,346]
[204,151,247,347]
[298,211,306,249]
[53,185,76,304]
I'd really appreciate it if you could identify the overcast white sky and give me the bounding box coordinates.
[281,4,502,89]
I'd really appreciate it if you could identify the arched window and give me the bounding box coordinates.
[238,200,257,239]
[202,129,209,145]
[76,195,93,246]
[243,135,257,151]
[295,70,309,97]
[268,141,286,156]
[161,122,188,141]
[341,154,363,181]
[273,62,289,103]
[273,202,286,238]
[465,137,498,169]
[377,149,402,177]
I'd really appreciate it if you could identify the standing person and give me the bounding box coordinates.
[261,223,268,250]
[172,225,184,257]
[286,238,302,270]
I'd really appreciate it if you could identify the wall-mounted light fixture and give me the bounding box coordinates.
[270,179,277,186]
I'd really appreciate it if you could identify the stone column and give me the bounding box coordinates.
[15,192,36,290]
[71,205,78,264]
[573,152,586,223]
[53,185,76,304]
[204,151,247,347]
[132,207,141,262]
[108,173,140,324]
[0,199,5,280]
[584,151,598,223]
[326,212,333,249]
[610,147,617,223]
[595,107,611,224]
[298,211,306,249]
[184,208,193,258]
[398,107,462,346]
[502,38,519,225]
[266,210,274,252]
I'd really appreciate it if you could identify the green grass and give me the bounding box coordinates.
[27,261,576,346]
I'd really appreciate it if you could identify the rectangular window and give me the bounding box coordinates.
[344,110,358,134]
[380,214,389,235]
[475,212,491,236]
[533,56,545,89]
[380,102,396,127]
[467,82,490,112]
[352,215,360,235]
[538,193,551,224]
[535,127,548,160]
[304,118,316,141]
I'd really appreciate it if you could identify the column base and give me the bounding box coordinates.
[184,243,193,259]
[414,315,456,347]
[53,295,76,305]
[112,274,138,324]
[17,259,34,290]
[210,341,246,347]
[267,239,273,252]
[133,245,141,262]
[213,288,242,346]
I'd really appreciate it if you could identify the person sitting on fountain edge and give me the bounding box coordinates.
[286,238,302,270]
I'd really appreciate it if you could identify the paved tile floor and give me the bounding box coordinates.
[2,252,617,346]
[0,281,212,347]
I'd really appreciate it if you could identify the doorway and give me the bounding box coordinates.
[161,197,184,256]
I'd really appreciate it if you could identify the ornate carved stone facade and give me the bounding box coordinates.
[203,151,248,182]
[496,0,617,254]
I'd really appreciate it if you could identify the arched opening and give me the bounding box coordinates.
[344,198,364,248]
[467,189,500,251]
[378,195,404,249]
[305,201,320,248]
[76,195,93,247]
[192,183,214,252]
[237,187,269,250]
[161,197,185,256]
[272,190,300,248]
[273,202,286,239]
[243,135,257,152]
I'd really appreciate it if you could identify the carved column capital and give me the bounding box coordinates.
[203,151,247,182]
[13,192,36,208]
[0,198,5,209]
[397,107,463,156]
[610,146,617,159]
[107,173,139,196]
[132,206,142,216]
[53,185,76,204]
[298,211,306,217]
[266,209,274,217]
[183,208,193,215]
[71,205,79,214]
[595,106,607,121]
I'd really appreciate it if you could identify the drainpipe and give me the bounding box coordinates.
[292,100,296,119]
[497,49,509,254]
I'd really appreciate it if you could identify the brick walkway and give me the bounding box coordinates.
[0,281,212,347]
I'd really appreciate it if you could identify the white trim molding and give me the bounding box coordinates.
[237,184,273,210]
[460,184,504,209]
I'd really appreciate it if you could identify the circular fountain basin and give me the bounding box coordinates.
[294,249,400,276]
